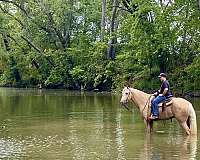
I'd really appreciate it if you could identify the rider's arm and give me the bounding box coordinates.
[159,88,168,96]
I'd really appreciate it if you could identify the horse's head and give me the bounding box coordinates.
[120,87,133,105]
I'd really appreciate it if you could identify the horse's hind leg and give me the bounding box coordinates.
[180,122,191,135]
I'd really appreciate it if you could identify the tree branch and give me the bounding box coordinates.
[21,35,55,67]
[110,5,132,13]
[0,4,25,27]
[21,35,42,53]
[0,0,29,16]
[122,0,138,14]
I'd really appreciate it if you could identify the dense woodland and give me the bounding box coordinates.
[0,0,200,95]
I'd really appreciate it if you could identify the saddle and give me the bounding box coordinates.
[158,98,173,107]
[158,97,173,112]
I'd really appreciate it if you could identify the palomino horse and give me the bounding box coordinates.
[120,87,197,135]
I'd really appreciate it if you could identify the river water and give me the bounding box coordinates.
[0,88,199,160]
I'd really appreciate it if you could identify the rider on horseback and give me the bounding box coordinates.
[149,73,173,120]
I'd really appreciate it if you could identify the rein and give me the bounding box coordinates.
[141,95,152,120]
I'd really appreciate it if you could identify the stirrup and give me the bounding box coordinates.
[149,115,159,120]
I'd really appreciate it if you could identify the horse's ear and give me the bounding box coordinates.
[124,81,131,88]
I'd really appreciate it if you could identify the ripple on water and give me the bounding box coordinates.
[0,138,25,159]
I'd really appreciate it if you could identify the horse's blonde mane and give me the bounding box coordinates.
[128,87,150,97]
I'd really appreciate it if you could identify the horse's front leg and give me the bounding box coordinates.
[145,119,153,133]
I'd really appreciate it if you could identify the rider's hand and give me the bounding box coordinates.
[153,92,158,96]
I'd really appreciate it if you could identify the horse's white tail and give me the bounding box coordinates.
[188,103,197,135]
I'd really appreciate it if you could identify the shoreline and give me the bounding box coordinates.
[0,85,200,98]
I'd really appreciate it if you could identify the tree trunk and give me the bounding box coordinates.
[2,33,10,51]
[159,0,163,8]
[1,33,22,82]
[10,56,21,83]
[101,0,106,41]
[198,0,200,9]
[107,0,119,60]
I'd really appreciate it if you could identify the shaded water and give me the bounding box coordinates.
[0,88,199,159]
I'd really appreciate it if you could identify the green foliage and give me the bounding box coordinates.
[70,65,86,84]
[184,56,200,91]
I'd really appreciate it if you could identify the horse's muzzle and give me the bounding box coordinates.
[120,100,128,106]
[120,101,132,112]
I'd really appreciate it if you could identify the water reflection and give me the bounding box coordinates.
[184,136,197,160]
[139,134,197,160]
[115,112,126,160]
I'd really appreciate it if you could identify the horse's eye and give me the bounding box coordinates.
[125,92,128,95]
